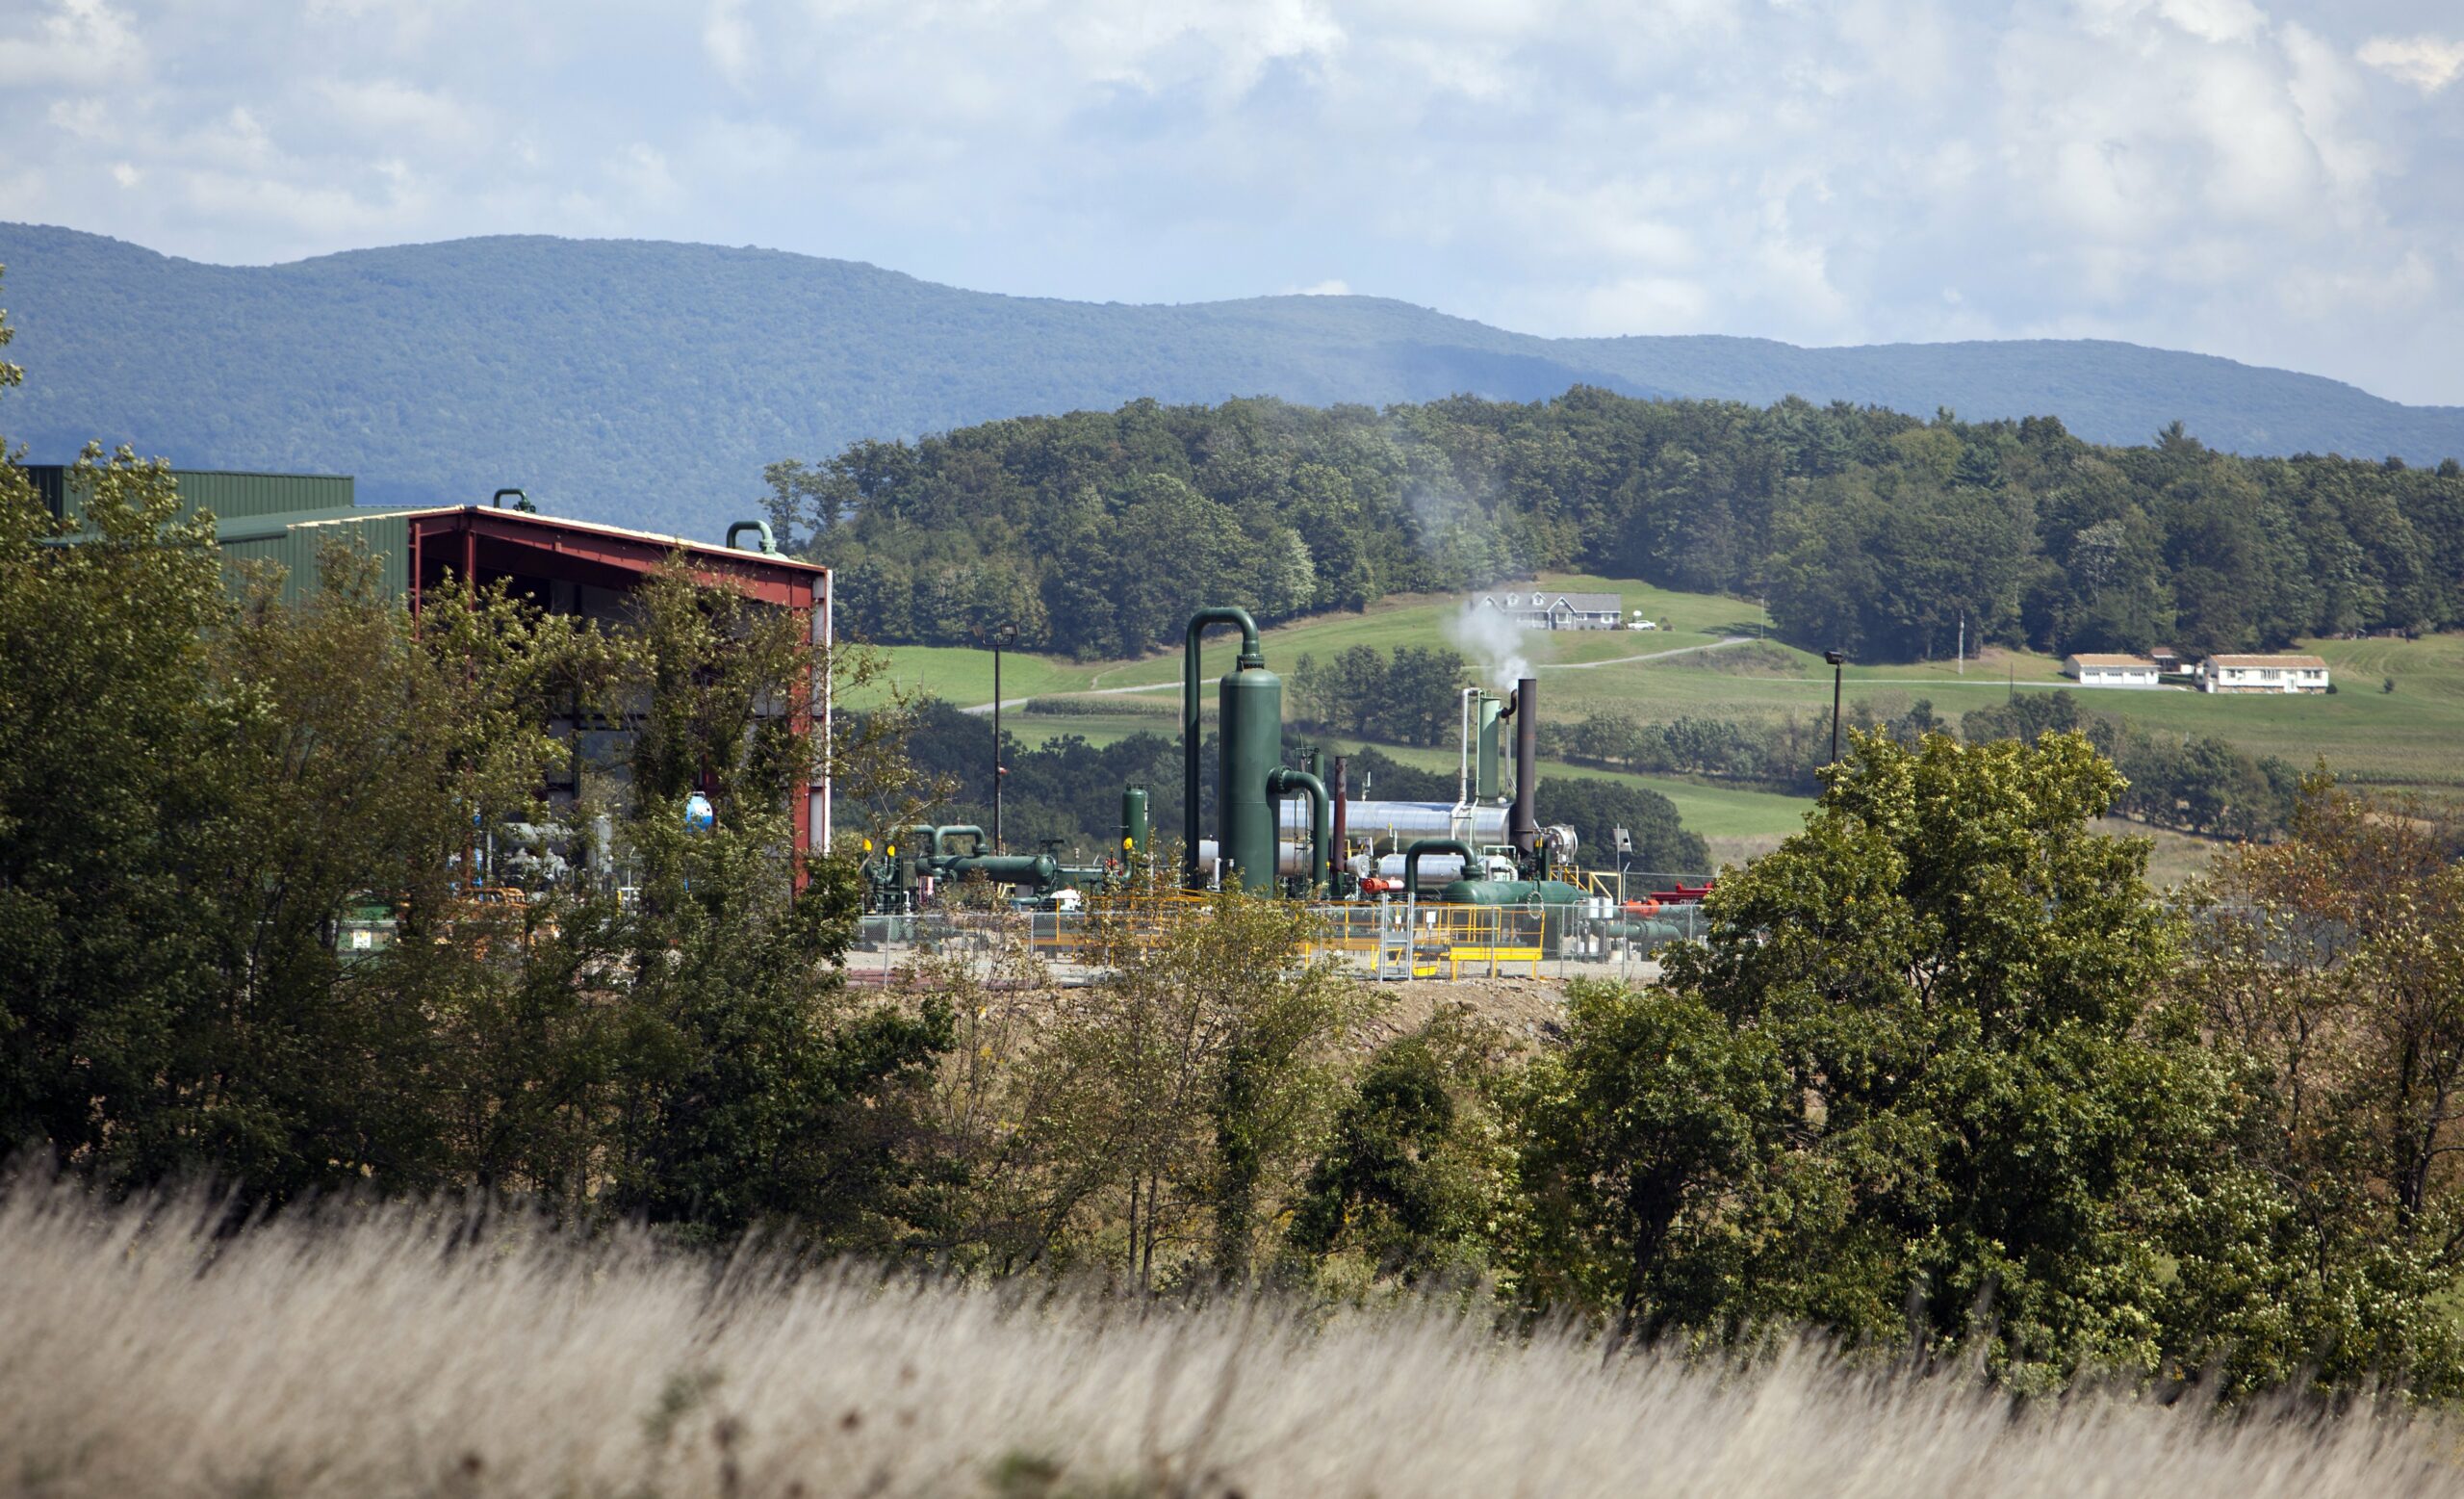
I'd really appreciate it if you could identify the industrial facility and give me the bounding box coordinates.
[34,466,835,865]
[38,466,1707,980]
[863,604,1711,980]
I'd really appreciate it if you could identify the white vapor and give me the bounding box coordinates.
[1447,601,1531,689]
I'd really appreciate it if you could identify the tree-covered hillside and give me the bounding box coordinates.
[7,222,2463,539]
[783,392,2464,662]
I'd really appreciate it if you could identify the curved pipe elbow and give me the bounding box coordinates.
[1268,766,1330,894]
[1402,838,1477,902]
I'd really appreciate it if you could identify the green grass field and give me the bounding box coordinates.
[860,572,2464,851]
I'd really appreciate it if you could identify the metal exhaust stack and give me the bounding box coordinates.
[1510,675,1539,862]
[1330,756,1348,888]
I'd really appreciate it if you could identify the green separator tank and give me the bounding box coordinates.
[1217,641,1283,893]
[1120,786,1150,861]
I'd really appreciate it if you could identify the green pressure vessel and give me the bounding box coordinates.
[1120,786,1150,860]
[945,853,1060,889]
[1219,660,1283,892]
[1434,879,1589,906]
[1476,693,1506,800]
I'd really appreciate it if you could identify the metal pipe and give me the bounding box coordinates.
[726,518,778,554]
[1268,766,1330,894]
[932,824,988,859]
[1825,650,1846,762]
[1403,839,1477,903]
[1330,757,1348,887]
[1120,786,1150,862]
[1456,686,1479,808]
[1183,607,1263,887]
[992,637,1003,850]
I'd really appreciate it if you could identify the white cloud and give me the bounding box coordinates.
[4,0,2463,402]
[2358,33,2464,92]
[1290,278,1351,296]
[0,0,141,88]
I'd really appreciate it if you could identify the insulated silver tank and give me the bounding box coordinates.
[1365,852,1470,883]
[1289,799,1508,847]
[1197,839,1314,879]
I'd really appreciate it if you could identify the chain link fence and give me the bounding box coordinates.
[849,893,1707,989]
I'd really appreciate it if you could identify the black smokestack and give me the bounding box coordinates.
[1511,676,1538,861]
[1331,755,1348,875]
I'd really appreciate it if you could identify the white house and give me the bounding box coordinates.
[2198,655,2330,694]
[2063,653,2164,688]
[1474,591,1624,632]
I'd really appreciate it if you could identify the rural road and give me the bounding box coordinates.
[960,634,1758,713]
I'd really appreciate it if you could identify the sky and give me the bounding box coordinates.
[4,0,2463,404]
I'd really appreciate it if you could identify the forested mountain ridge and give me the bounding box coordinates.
[6,220,2463,539]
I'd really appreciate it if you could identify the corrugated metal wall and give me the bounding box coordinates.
[176,471,356,523]
[218,511,416,607]
[25,465,356,527]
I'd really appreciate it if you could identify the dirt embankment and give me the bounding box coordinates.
[1356,975,1579,1051]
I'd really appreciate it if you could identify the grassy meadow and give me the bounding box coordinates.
[6,1180,2459,1499]
[854,572,2464,866]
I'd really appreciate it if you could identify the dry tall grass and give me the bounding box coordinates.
[2,1180,2458,1499]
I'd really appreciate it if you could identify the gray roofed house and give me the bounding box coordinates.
[1474,589,1624,631]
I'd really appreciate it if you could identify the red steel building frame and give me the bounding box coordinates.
[404,506,833,881]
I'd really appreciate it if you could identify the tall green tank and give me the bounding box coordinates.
[1476,692,1506,800]
[1219,659,1283,892]
[1120,786,1150,860]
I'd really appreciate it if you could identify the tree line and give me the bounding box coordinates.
[763,393,2464,662]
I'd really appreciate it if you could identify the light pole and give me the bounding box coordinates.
[1825,650,1846,763]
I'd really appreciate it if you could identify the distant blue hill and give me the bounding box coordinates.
[5,221,2460,538]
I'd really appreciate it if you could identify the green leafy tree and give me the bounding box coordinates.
[1287,1013,1515,1288]
[2165,777,2464,1395]
[1509,981,1787,1349]
[1657,730,2223,1384]
[1017,870,1371,1288]
[0,445,230,1181]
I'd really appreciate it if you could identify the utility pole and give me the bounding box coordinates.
[1825,650,1846,762]
[1958,613,1965,676]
